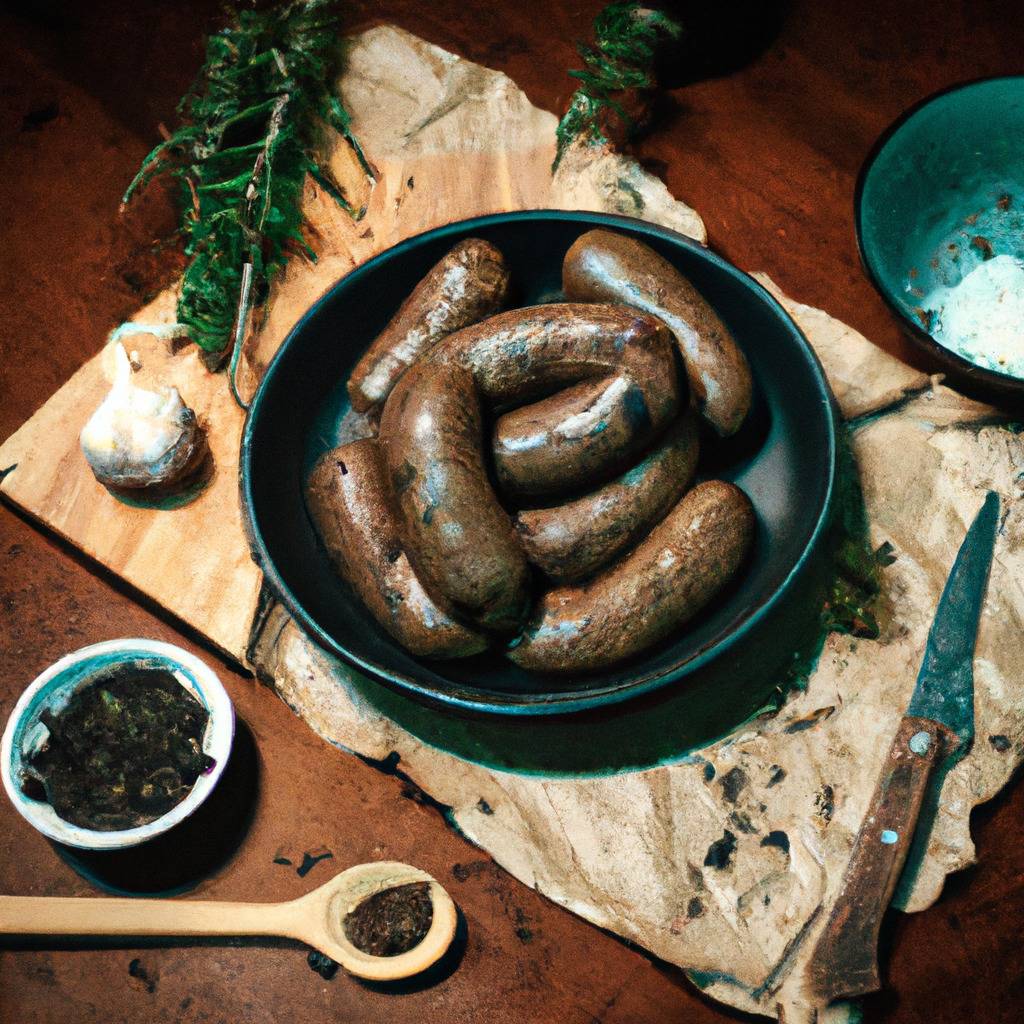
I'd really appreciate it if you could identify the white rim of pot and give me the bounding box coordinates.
[0,638,235,851]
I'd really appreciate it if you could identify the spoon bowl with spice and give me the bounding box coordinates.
[1,639,234,851]
[0,860,458,983]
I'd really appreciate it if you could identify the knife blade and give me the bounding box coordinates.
[906,490,999,744]
[808,490,1000,1005]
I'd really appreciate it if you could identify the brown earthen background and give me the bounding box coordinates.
[2,2,1023,1021]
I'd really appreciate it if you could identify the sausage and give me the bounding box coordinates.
[379,360,532,634]
[430,303,681,499]
[562,229,752,437]
[508,480,754,672]
[515,413,699,583]
[347,238,510,413]
[305,440,487,659]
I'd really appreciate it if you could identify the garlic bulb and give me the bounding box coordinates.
[80,344,207,490]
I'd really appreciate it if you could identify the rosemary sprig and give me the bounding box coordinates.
[554,3,681,170]
[123,0,370,361]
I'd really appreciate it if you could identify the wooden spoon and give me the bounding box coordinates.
[0,860,457,982]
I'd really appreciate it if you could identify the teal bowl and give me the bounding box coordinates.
[242,211,839,773]
[856,76,1024,408]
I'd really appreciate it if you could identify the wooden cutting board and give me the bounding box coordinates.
[0,24,703,664]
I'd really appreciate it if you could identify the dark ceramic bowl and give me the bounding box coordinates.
[856,76,1024,409]
[242,211,838,761]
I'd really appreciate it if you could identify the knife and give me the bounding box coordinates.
[808,489,1000,1005]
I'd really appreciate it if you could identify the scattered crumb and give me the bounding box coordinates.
[970,235,994,260]
[296,849,333,878]
[719,767,747,804]
[307,950,339,980]
[784,706,836,733]
[703,830,737,870]
[128,958,157,994]
[760,830,790,855]
[728,810,757,835]
[452,859,489,882]
[815,784,835,822]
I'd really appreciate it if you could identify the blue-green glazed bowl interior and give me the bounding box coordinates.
[857,76,1024,400]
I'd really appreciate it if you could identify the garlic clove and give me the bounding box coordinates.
[80,344,208,490]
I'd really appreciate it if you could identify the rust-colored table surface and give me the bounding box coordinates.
[2,3,1023,1021]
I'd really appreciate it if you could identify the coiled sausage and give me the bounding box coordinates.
[305,440,487,658]
[508,480,754,672]
[515,413,699,583]
[347,238,509,413]
[563,229,752,437]
[379,360,532,634]
[430,303,681,498]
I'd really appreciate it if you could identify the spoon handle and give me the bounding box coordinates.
[0,895,299,941]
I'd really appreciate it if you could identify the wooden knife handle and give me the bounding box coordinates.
[809,714,955,1003]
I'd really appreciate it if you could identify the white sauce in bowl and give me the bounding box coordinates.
[922,254,1024,377]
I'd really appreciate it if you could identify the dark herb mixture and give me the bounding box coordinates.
[343,882,433,957]
[23,669,214,831]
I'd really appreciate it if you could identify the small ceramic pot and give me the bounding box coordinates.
[0,639,235,851]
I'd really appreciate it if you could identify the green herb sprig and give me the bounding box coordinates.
[820,433,896,640]
[554,2,681,170]
[823,539,895,639]
[123,0,369,361]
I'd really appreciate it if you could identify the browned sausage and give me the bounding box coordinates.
[347,238,510,413]
[508,480,754,672]
[379,360,531,634]
[305,440,487,659]
[563,229,752,437]
[429,303,681,499]
[515,413,699,583]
